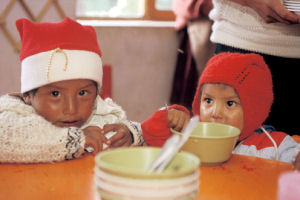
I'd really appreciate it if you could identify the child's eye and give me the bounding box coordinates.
[227,101,236,107]
[204,98,212,104]
[79,90,87,96]
[51,91,60,97]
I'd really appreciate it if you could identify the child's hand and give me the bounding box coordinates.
[167,109,190,132]
[294,152,300,170]
[83,126,108,155]
[103,123,133,148]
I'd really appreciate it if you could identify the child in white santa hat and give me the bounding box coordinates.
[0,17,144,163]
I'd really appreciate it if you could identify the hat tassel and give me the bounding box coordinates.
[47,48,68,81]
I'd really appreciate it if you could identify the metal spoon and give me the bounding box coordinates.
[148,115,199,173]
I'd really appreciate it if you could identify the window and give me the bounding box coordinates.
[76,0,175,21]
[155,0,173,10]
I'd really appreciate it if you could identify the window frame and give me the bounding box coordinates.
[76,0,175,21]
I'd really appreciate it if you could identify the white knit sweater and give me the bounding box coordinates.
[0,94,144,163]
[209,0,300,58]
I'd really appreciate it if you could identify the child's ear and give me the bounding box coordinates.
[22,93,32,105]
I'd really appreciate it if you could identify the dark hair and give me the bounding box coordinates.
[92,81,98,91]
[23,88,38,97]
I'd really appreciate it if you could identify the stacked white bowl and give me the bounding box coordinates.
[94,147,200,200]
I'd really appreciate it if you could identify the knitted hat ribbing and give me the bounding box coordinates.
[192,52,273,141]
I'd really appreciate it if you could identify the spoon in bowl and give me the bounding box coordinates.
[148,115,199,173]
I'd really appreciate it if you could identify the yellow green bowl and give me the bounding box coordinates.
[95,147,200,179]
[171,122,241,166]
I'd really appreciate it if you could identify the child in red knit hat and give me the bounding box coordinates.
[142,52,300,169]
[0,18,144,163]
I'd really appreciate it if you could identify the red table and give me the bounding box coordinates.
[197,154,292,200]
[0,154,293,200]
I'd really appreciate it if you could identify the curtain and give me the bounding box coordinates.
[170,0,212,111]
[170,27,198,111]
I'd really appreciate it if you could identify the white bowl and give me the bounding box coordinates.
[94,147,200,200]
[95,167,199,200]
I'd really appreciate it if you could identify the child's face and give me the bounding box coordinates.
[24,79,97,128]
[199,83,244,131]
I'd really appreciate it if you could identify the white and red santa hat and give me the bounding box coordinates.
[16,17,103,93]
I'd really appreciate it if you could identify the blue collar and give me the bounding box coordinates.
[255,125,276,134]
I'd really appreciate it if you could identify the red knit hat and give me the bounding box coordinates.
[16,18,102,93]
[192,53,273,141]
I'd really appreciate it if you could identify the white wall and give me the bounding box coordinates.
[0,0,179,122]
[96,26,178,122]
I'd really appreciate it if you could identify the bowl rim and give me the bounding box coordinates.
[171,122,241,139]
[95,147,200,179]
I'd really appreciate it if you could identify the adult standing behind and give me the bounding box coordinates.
[209,0,300,135]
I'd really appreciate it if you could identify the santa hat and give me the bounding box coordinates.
[192,53,273,141]
[16,17,102,93]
